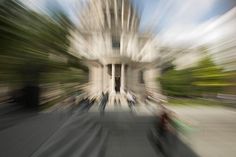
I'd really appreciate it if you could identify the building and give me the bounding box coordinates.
[69,0,161,107]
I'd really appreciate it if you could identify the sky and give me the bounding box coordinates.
[132,0,236,45]
[134,0,236,29]
[21,0,236,46]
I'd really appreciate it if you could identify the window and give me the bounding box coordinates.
[139,71,144,83]
[112,36,120,49]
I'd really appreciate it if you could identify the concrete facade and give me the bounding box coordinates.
[70,0,161,106]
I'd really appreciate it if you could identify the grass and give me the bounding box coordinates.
[168,97,225,106]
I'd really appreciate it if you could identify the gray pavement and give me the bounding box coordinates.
[0,105,200,157]
[169,106,236,157]
[101,112,161,157]
[0,111,69,157]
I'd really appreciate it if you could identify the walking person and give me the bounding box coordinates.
[99,92,109,115]
[99,92,105,115]
[127,91,136,112]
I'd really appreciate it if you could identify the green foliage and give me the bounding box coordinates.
[0,0,88,85]
[168,97,223,106]
[192,57,229,96]
[159,56,231,97]
[159,68,194,97]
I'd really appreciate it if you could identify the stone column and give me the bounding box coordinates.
[99,66,103,94]
[111,64,115,93]
[126,66,131,91]
[103,65,108,92]
[95,67,99,94]
[120,64,125,93]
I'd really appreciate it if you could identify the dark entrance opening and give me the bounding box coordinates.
[115,77,120,92]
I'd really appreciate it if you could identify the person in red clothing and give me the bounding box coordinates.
[158,110,170,136]
[157,107,177,138]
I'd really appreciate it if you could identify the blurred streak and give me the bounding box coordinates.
[0,0,88,110]
[0,0,236,157]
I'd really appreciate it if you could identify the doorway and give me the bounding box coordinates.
[115,77,120,92]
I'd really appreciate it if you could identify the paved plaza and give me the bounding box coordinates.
[0,104,235,157]
[169,106,236,157]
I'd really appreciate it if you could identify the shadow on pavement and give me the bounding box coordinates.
[148,129,199,157]
[0,104,39,131]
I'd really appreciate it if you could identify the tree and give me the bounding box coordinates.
[159,68,194,97]
[192,56,228,97]
[159,56,228,98]
[0,0,88,108]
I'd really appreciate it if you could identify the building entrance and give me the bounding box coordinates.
[115,77,120,92]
